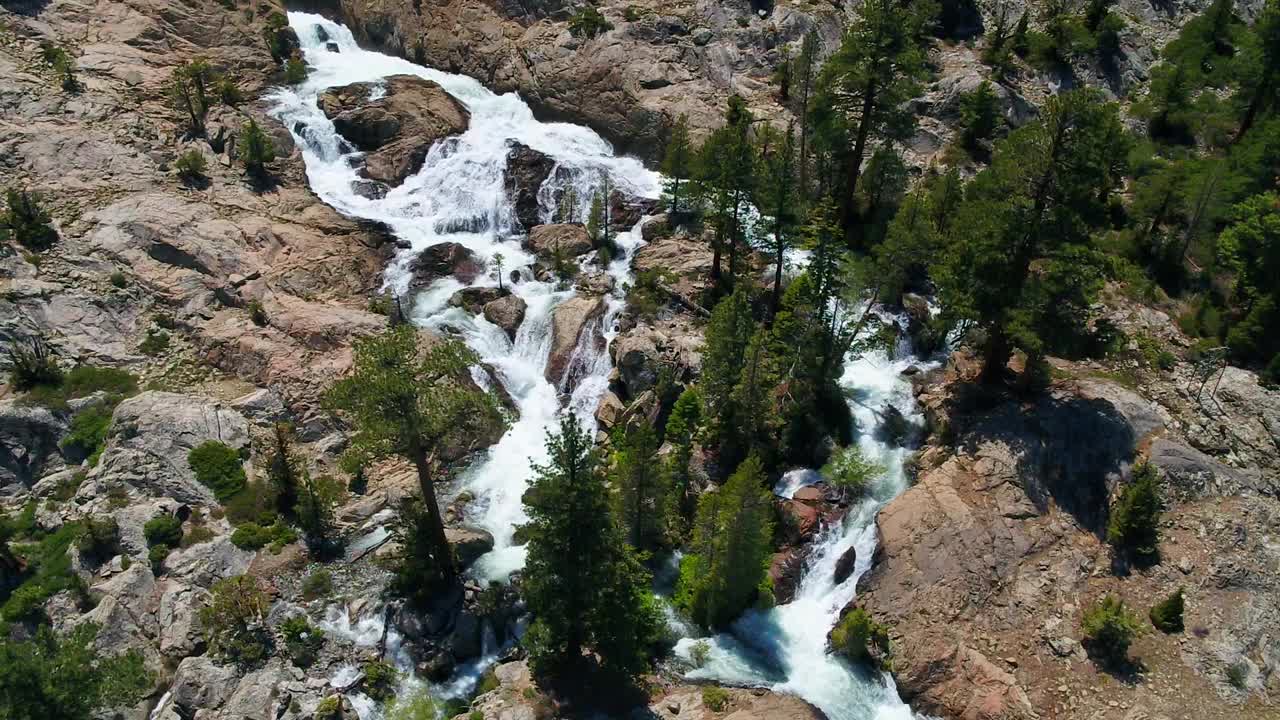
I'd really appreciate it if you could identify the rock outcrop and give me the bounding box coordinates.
[407,242,483,288]
[319,74,469,186]
[545,295,605,387]
[525,223,593,258]
[483,294,527,339]
[504,143,556,230]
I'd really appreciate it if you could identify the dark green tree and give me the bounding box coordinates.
[523,414,661,677]
[661,114,694,216]
[662,387,703,523]
[1218,192,1280,367]
[325,327,501,585]
[809,0,935,240]
[959,80,1001,151]
[787,31,820,194]
[1,189,58,250]
[1230,0,1279,143]
[1081,595,1141,666]
[610,423,669,552]
[675,455,774,629]
[935,89,1128,381]
[168,59,213,135]
[700,289,755,451]
[695,97,756,288]
[0,624,151,720]
[266,422,300,516]
[295,470,341,556]
[1107,461,1162,560]
[755,123,800,316]
[238,119,277,177]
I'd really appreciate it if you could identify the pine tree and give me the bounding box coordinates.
[294,470,340,557]
[266,422,300,517]
[238,119,277,177]
[324,327,501,586]
[959,80,1001,151]
[700,289,755,450]
[934,89,1128,382]
[695,96,756,289]
[0,189,58,250]
[725,328,781,467]
[168,59,214,135]
[610,423,669,552]
[675,455,774,629]
[523,414,661,677]
[1230,0,1279,143]
[661,114,694,216]
[810,0,935,241]
[1107,461,1162,560]
[662,388,703,523]
[755,123,800,317]
[788,31,820,195]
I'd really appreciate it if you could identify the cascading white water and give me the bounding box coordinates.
[273,13,926,719]
[672,324,933,720]
[272,13,660,586]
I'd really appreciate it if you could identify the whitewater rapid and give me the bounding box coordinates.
[273,13,659,585]
[273,12,924,719]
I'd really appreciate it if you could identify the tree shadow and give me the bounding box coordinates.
[246,170,280,194]
[1083,641,1148,685]
[0,0,50,16]
[949,384,1136,537]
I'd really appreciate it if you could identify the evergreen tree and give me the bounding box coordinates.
[325,327,501,586]
[523,414,661,677]
[0,624,151,720]
[755,123,800,316]
[935,89,1128,381]
[724,328,781,467]
[809,0,935,241]
[675,455,774,629]
[1218,192,1280,367]
[168,59,213,136]
[610,423,669,552]
[700,289,755,451]
[1107,461,1162,560]
[662,388,703,523]
[238,119,277,177]
[787,31,820,195]
[1081,595,1141,666]
[695,96,756,289]
[959,80,1001,151]
[294,470,340,557]
[661,114,694,216]
[1230,0,1279,143]
[1,189,58,250]
[266,422,300,517]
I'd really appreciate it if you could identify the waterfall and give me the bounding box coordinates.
[273,12,926,718]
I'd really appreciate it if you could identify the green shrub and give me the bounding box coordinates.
[217,75,243,106]
[248,300,268,327]
[238,120,276,176]
[1149,587,1185,633]
[76,517,120,565]
[284,56,307,84]
[188,441,247,502]
[1107,461,1162,560]
[568,5,613,38]
[0,188,58,250]
[0,623,153,719]
[830,607,892,670]
[1,522,89,621]
[701,685,730,712]
[386,688,442,720]
[230,520,296,551]
[362,658,398,702]
[201,575,272,667]
[314,696,343,720]
[39,41,78,91]
[61,404,114,465]
[300,569,333,600]
[148,543,171,573]
[139,329,170,356]
[144,515,183,548]
[6,336,62,392]
[109,271,128,289]
[223,480,278,525]
[180,524,216,548]
[1081,595,1141,666]
[475,668,499,695]
[175,149,208,183]
[1226,660,1249,689]
[61,365,137,398]
[280,615,324,667]
[690,639,711,668]
[623,5,643,21]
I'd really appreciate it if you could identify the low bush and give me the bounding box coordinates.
[1081,595,1141,666]
[201,575,272,667]
[1107,461,1162,560]
[1226,660,1249,689]
[230,520,296,552]
[830,607,892,670]
[314,697,343,720]
[299,569,333,600]
[188,441,247,502]
[701,686,730,712]
[1,188,58,250]
[60,404,114,465]
[1149,588,1185,633]
[568,5,613,38]
[280,614,324,667]
[76,517,121,565]
[139,329,170,356]
[6,336,62,392]
[362,658,399,702]
[143,514,183,549]
[284,56,307,84]
[175,149,208,183]
[1,522,90,622]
